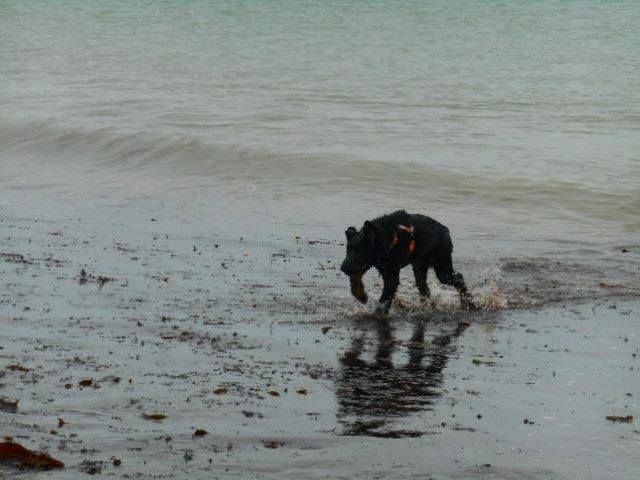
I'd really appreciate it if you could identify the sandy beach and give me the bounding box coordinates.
[2,2,640,478]
[1,191,639,480]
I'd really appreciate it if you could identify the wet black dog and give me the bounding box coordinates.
[340,210,474,314]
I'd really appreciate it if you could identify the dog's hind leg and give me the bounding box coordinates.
[433,252,475,310]
[412,262,430,298]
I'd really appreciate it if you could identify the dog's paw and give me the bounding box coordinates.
[356,292,368,304]
[461,295,478,311]
[374,301,390,316]
[350,275,368,304]
[465,301,479,311]
[351,287,368,304]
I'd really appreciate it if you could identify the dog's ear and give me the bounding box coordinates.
[345,226,357,241]
[363,221,377,242]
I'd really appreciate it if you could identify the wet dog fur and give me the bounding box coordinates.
[340,210,474,314]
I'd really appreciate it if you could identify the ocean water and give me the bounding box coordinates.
[1,1,639,303]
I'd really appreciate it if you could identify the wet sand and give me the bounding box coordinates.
[1,201,639,479]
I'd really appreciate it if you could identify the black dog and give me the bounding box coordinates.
[340,210,474,314]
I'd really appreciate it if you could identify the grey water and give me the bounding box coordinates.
[1,0,639,303]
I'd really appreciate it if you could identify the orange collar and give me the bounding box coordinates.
[389,224,415,254]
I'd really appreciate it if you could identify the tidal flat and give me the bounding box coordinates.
[1,203,638,480]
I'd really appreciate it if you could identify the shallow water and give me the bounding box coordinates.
[2,1,639,306]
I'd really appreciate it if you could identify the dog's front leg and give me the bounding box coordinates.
[375,269,400,315]
[349,272,368,304]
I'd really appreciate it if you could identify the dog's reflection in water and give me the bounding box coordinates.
[336,317,468,438]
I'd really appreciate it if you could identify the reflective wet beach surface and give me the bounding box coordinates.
[337,318,467,439]
[1,195,639,479]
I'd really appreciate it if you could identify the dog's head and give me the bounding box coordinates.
[340,221,377,276]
